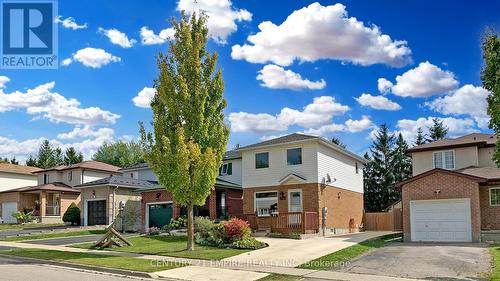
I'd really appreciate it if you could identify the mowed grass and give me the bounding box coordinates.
[0,223,64,232]
[0,230,106,241]
[73,235,249,260]
[490,244,500,280]
[257,274,301,281]
[298,234,402,270]
[0,248,185,272]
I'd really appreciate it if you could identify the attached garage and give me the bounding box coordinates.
[1,202,18,223]
[146,202,173,229]
[86,200,107,226]
[410,199,472,242]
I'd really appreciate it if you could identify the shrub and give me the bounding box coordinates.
[62,203,80,225]
[162,215,188,234]
[223,218,251,242]
[194,216,214,237]
[12,211,35,224]
[231,235,267,250]
[195,222,225,247]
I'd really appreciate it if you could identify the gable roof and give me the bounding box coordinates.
[0,163,41,175]
[0,182,80,194]
[457,166,500,181]
[279,173,307,184]
[406,133,496,153]
[395,168,487,188]
[75,175,160,189]
[34,161,121,174]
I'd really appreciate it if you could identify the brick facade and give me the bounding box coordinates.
[242,183,363,231]
[479,186,500,230]
[401,171,482,242]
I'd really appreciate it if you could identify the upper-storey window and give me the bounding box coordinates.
[255,152,269,169]
[219,163,233,176]
[43,173,49,184]
[68,171,73,182]
[433,150,455,170]
[287,148,302,165]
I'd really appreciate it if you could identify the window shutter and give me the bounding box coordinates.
[227,163,232,175]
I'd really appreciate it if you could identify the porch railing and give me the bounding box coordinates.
[45,205,60,216]
[238,212,319,234]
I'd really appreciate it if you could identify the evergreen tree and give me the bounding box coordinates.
[37,140,57,169]
[414,127,426,146]
[482,32,500,165]
[393,133,412,184]
[53,148,64,166]
[427,118,448,142]
[141,13,229,251]
[26,155,37,167]
[331,136,347,149]
[9,157,18,165]
[64,147,83,165]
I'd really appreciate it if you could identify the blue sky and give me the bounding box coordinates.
[0,0,498,163]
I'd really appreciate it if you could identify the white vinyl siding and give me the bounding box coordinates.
[0,172,38,192]
[433,150,455,170]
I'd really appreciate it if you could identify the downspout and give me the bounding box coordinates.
[112,185,119,223]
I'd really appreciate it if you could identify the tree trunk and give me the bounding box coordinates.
[187,203,194,251]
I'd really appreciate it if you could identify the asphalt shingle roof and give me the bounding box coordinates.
[34,161,121,174]
[75,175,160,189]
[0,163,41,175]
[237,133,319,150]
[407,133,496,153]
[0,182,80,194]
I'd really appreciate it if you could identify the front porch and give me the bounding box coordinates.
[243,212,319,234]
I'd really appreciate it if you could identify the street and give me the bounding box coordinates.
[0,255,155,281]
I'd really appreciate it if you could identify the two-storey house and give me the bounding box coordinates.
[396,133,500,242]
[238,133,366,234]
[120,150,243,230]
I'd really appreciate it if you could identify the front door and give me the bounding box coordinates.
[87,200,106,226]
[148,203,172,228]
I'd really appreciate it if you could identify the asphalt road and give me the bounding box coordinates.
[0,255,155,281]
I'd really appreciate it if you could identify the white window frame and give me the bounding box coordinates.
[254,191,278,217]
[432,150,455,170]
[255,152,270,169]
[287,189,303,213]
[489,187,500,207]
[286,147,302,166]
[220,163,232,176]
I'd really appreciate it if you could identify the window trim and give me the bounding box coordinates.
[255,152,270,169]
[286,147,302,166]
[432,150,455,170]
[287,188,303,213]
[43,174,49,184]
[220,163,232,176]
[489,187,500,207]
[254,191,278,217]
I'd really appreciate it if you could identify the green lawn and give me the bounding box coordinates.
[298,234,402,270]
[73,235,249,260]
[0,223,64,232]
[0,230,106,241]
[257,274,301,281]
[490,244,500,280]
[0,248,184,272]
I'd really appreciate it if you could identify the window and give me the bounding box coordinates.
[255,152,269,169]
[433,150,455,170]
[130,173,134,179]
[254,191,278,216]
[355,162,359,174]
[43,174,49,184]
[68,171,73,182]
[219,163,233,176]
[287,148,302,165]
[288,189,303,212]
[490,188,500,206]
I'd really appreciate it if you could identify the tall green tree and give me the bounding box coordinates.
[364,124,407,211]
[9,157,19,165]
[414,127,426,146]
[482,32,500,165]
[141,13,229,250]
[392,133,412,184]
[26,155,37,166]
[37,140,58,169]
[64,147,84,165]
[92,140,145,168]
[426,118,448,142]
[331,136,347,149]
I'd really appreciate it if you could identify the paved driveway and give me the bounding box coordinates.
[340,242,490,280]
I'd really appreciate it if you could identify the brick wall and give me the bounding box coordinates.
[226,188,243,215]
[401,171,481,242]
[479,187,500,230]
[140,190,181,230]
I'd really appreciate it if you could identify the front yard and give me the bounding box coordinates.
[73,235,250,260]
[0,230,106,241]
[490,244,500,280]
[0,223,64,232]
[0,248,185,272]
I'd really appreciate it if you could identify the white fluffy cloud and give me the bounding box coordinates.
[98,27,137,48]
[132,87,157,108]
[256,64,326,90]
[304,116,374,136]
[355,93,401,110]
[57,125,114,140]
[377,78,393,94]
[177,0,252,43]
[63,47,121,68]
[55,15,87,30]
[229,96,349,133]
[0,76,10,88]
[231,3,411,67]
[381,61,459,97]
[427,84,490,128]
[0,79,119,126]
[344,116,375,133]
[397,116,478,143]
[140,26,175,45]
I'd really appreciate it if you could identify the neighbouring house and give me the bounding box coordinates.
[396,133,500,242]
[120,150,243,231]
[0,163,41,192]
[239,133,366,234]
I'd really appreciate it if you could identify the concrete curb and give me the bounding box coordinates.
[0,253,156,279]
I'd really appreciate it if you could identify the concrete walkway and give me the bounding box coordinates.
[0,231,419,281]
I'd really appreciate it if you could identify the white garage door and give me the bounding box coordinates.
[410,199,472,242]
[1,202,18,223]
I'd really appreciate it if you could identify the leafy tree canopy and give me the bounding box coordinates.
[92,140,145,168]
